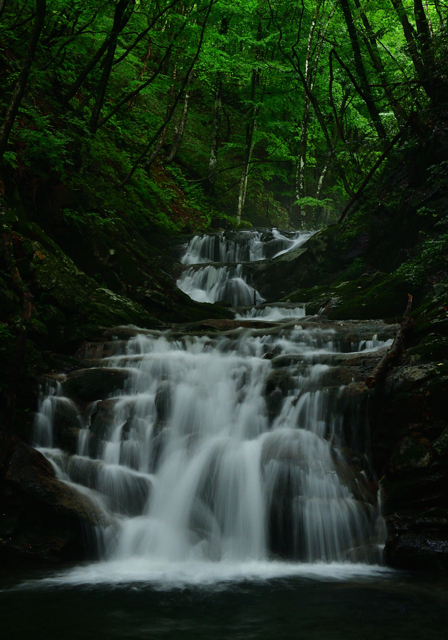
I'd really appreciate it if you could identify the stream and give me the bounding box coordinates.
[1,229,447,638]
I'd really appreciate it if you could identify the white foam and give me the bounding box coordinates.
[15,559,393,590]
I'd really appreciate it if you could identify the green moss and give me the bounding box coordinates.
[329,273,421,320]
[407,336,448,362]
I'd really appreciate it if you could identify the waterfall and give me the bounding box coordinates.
[31,228,392,584]
[177,229,314,307]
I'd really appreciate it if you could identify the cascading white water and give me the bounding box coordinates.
[236,304,307,322]
[30,229,393,585]
[180,229,314,265]
[177,264,262,305]
[177,229,314,307]
[33,323,390,572]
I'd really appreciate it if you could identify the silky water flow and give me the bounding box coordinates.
[31,229,391,587]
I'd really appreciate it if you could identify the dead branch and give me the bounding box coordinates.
[365,294,413,389]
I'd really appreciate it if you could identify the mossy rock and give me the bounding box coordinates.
[407,336,448,363]
[329,273,420,320]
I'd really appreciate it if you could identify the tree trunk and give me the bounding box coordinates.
[236,120,256,224]
[0,0,47,161]
[339,0,386,140]
[390,0,425,82]
[165,69,193,163]
[208,78,222,185]
[0,0,8,21]
[236,18,264,223]
[353,0,407,122]
[121,0,214,186]
[89,0,134,133]
[207,16,230,186]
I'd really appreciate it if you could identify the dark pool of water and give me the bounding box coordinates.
[1,569,448,640]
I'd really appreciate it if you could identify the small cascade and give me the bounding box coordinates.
[178,264,262,305]
[177,229,314,307]
[236,304,307,322]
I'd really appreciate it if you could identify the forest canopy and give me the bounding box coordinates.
[0,0,447,229]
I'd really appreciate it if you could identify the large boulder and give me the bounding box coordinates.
[0,439,109,564]
[62,367,130,402]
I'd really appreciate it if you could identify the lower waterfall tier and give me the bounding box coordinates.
[33,321,392,567]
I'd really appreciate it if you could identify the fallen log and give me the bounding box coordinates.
[365,294,413,389]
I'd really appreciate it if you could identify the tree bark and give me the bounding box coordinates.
[295,1,325,222]
[208,79,223,185]
[0,0,47,161]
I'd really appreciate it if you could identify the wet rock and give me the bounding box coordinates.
[332,447,377,505]
[155,381,172,423]
[78,340,128,360]
[265,388,284,423]
[5,440,107,526]
[90,398,119,440]
[1,439,108,565]
[50,397,82,453]
[66,456,152,517]
[265,369,295,397]
[385,531,448,571]
[62,368,130,402]
[264,370,294,421]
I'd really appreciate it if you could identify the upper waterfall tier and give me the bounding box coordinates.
[180,229,315,265]
[177,229,314,307]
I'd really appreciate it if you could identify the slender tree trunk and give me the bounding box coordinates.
[295,2,320,221]
[97,41,176,129]
[121,0,214,186]
[0,0,8,21]
[112,0,182,67]
[391,0,446,102]
[143,65,178,169]
[208,78,222,185]
[236,120,256,224]
[89,0,134,133]
[63,39,110,105]
[353,0,406,121]
[165,69,193,163]
[236,19,264,224]
[390,0,425,81]
[207,16,230,186]
[339,0,387,139]
[0,0,47,161]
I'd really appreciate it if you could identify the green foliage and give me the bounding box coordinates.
[0,0,446,231]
